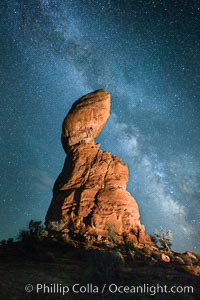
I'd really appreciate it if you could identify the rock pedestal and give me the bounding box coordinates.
[45,90,152,244]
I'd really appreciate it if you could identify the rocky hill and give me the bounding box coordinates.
[0,237,199,299]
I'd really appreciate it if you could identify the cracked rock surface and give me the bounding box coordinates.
[45,90,152,244]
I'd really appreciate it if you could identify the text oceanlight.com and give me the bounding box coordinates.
[25,283,194,295]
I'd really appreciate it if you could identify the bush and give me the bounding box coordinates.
[142,246,152,256]
[105,222,119,244]
[18,220,45,243]
[7,238,14,245]
[0,240,7,246]
[152,227,173,251]
[125,240,137,251]
[184,257,193,266]
[152,252,161,261]
[28,220,45,238]
[127,250,136,262]
[18,229,31,243]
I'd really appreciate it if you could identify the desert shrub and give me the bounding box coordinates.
[127,250,136,264]
[18,229,31,243]
[113,250,125,265]
[47,220,66,238]
[47,220,68,242]
[17,220,47,258]
[105,222,118,244]
[84,238,94,249]
[142,246,152,256]
[48,220,66,231]
[184,257,193,265]
[0,240,7,246]
[151,252,161,261]
[195,254,200,262]
[18,220,45,243]
[130,226,143,243]
[61,233,71,243]
[152,227,173,251]
[28,220,45,237]
[174,256,185,265]
[6,238,14,246]
[125,240,137,251]
[150,234,158,244]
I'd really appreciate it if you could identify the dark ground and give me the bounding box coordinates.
[0,240,199,300]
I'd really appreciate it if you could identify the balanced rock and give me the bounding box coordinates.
[61,89,110,153]
[46,89,152,244]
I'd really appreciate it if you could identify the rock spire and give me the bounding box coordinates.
[46,89,152,244]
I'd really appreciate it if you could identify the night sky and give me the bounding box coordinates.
[1,0,199,253]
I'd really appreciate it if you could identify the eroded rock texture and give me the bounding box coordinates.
[46,90,152,244]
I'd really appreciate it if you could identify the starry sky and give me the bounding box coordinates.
[1,0,199,253]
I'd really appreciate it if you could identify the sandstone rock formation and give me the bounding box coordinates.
[46,89,152,244]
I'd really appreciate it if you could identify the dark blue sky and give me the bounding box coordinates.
[1,0,199,253]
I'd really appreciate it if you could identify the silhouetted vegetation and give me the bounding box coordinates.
[151,227,173,252]
[18,219,46,242]
[0,220,200,299]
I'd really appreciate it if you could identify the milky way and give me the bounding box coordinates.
[1,0,200,252]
